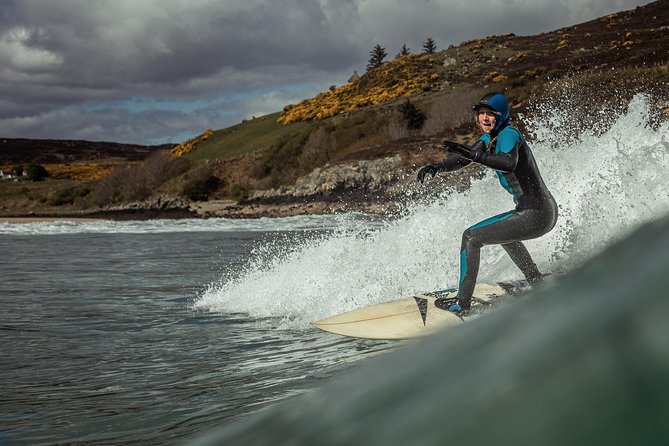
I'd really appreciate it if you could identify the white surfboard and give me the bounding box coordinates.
[311,282,525,340]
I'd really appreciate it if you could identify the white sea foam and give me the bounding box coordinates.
[194,94,669,327]
[0,213,375,235]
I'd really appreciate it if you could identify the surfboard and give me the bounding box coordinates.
[311,282,527,340]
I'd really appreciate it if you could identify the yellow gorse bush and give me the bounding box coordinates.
[483,71,508,83]
[278,54,440,125]
[46,162,122,181]
[170,129,215,156]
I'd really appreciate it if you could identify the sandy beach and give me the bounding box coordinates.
[0,217,102,224]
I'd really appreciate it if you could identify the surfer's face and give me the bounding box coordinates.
[477,109,496,134]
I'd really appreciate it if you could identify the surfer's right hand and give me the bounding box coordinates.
[417,164,441,183]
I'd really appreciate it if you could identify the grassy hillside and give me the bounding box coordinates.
[2,0,669,217]
[178,113,316,162]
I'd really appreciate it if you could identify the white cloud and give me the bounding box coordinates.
[0,26,63,72]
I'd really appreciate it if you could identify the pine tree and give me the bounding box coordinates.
[398,100,426,130]
[396,44,411,58]
[367,44,387,71]
[422,37,437,54]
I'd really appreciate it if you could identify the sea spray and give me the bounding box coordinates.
[529,94,669,269]
[195,94,669,327]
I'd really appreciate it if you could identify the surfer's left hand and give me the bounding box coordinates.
[442,140,485,162]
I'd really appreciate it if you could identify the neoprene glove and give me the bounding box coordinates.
[416,164,443,183]
[442,140,487,162]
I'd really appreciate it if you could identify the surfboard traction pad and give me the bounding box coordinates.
[416,281,518,322]
[450,279,531,319]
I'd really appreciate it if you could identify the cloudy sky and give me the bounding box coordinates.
[0,0,652,145]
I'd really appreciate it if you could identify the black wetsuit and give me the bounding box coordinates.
[434,125,557,308]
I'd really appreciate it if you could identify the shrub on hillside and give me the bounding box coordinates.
[228,183,250,202]
[47,185,91,206]
[383,115,412,140]
[26,164,49,181]
[89,152,192,206]
[251,128,312,189]
[381,100,427,140]
[298,126,333,172]
[181,165,219,201]
[398,100,426,130]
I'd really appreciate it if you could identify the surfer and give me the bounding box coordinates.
[417,92,557,315]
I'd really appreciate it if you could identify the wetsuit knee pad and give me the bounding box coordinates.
[461,228,483,250]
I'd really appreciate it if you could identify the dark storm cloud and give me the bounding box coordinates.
[0,0,653,144]
[1,1,359,94]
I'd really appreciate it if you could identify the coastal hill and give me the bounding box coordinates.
[0,138,172,165]
[1,0,668,219]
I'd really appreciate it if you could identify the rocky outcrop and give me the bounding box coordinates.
[147,155,420,219]
[188,154,477,218]
[250,155,408,201]
[243,153,477,213]
[93,197,196,220]
[183,156,416,218]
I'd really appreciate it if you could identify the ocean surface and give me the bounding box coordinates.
[2,94,668,445]
[1,216,397,445]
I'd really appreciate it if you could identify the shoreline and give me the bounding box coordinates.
[0,206,201,223]
[0,217,102,223]
[0,197,402,223]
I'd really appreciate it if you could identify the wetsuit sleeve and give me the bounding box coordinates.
[439,153,472,172]
[417,152,472,182]
[475,130,519,172]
